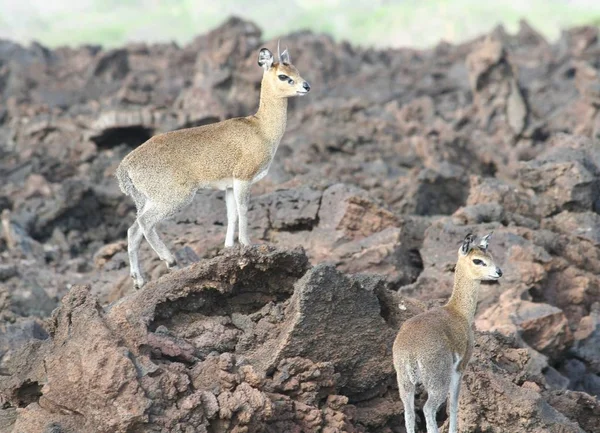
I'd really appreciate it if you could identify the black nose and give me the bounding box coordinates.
[303,81,310,91]
[496,267,503,277]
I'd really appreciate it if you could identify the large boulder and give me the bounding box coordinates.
[459,333,584,433]
[247,265,395,397]
[518,134,600,216]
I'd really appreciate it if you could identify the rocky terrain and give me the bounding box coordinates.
[1,17,600,433]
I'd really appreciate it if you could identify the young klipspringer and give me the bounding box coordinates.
[393,233,503,433]
[116,45,310,289]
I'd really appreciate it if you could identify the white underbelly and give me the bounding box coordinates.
[197,166,270,191]
[200,178,233,190]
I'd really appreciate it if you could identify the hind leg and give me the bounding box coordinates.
[423,387,447,433]
[423,375,452,433]
[137,203,177,269]
[128,189,147,289]
[422,355,452,433]
[137,196,193,275]
[398,376,416,433]
[146,226,178,268]
[127,220,145,289]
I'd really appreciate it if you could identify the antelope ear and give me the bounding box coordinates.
[280,47,291,64]
[258,48,274,71]
[479,232,493,251]
[460,233,474,256]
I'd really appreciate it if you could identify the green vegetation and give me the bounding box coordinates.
[0,0,599,48]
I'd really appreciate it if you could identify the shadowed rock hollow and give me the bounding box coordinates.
[1,17,600,433]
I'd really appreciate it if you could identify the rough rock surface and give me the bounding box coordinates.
[1,17,599,433]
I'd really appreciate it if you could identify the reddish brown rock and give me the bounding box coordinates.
[518,134,600,216]
[477,294,573,357]
[466,36,528,136]
[458,333,584,433]
[0,17,599,433]
[247,265,395,396]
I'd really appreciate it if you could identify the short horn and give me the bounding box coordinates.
[281,45,291,64]
[277,39,281,63]
[479,232,493,250]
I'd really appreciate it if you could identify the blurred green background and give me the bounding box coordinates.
[1,0,599,48]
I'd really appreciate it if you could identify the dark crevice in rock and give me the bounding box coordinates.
[150,289,290,331]
[275,219,319,233]
[407,248,424,279]
[15,380,42,407]
[148,351,197,367]
[90,126,153,149]
[376,293,394,328]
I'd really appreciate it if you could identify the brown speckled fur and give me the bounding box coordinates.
[392,234,503,433]
[116,48,310,289]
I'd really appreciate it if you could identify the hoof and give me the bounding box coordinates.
[166,259,178,270]
[131,274,145,289]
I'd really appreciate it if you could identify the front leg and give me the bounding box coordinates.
[233,179,251,245]
[225,188,238,247]
[448,369,463,433]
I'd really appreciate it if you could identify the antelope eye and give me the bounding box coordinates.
[472,259,486,266]
[278,74,295,85]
